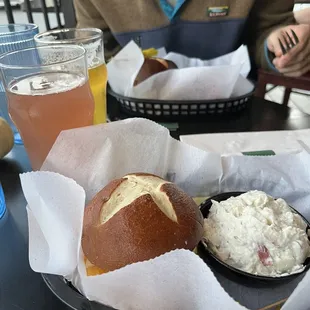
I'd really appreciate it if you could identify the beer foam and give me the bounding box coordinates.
[9,72,86,96]
[84,41,102,69]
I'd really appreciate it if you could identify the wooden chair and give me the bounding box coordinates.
[255,70,310,106]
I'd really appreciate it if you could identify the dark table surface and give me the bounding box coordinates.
[1,96,310,310]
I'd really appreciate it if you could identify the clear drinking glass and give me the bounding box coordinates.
[0,23,39,145]
[0,45,95,170]
[34,28,107,125]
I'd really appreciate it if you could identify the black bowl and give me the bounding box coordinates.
[198,191,310,284]
[41,273,114,310]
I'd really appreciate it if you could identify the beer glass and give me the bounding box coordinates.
[0,45,94,170]
[0,23,39,145]
[35,28,107,124]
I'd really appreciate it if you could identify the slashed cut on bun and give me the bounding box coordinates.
[82,173,203,273]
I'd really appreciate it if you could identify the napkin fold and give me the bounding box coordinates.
[180,129,310,156]
[21,172,85,276]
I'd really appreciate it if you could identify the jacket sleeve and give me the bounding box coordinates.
[246,0,296,70]
[73,0,108,29]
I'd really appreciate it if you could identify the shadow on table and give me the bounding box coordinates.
[0,211,69,310]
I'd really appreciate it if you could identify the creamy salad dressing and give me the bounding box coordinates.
[203,191,310,277]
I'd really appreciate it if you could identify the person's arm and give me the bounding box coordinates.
[247,1,310,77]
[73,0,121,60]
[245,0,296,71]
[294,8,310,24]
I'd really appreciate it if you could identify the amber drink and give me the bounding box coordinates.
[0,45,94,170]
[35,28,107,124]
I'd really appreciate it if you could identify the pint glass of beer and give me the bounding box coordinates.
[0,23,39,145]
[0,45,94,170]
[35,28,107,124]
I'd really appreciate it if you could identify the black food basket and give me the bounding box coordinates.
[107,82,255,121]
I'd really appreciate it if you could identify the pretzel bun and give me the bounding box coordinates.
[0,117,14,159]
[134,58,177,85]
[82,173,203,273]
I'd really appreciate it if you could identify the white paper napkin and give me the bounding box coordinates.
[107,41,252,101]
[180,129,310,156]
[20,119,310,310]
[40,118,222,200]
[21,171,85,276]
[282,269,310,310]
[165,45,250,77]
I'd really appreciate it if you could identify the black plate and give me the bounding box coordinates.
[41,273,115,310]
[198,192,310,284]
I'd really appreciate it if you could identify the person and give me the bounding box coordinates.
[73,0,310,77]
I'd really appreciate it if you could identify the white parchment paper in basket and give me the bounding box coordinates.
[20,118,310,310]
[107,41,252,101]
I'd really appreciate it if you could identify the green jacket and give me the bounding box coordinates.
[73,0,295,69]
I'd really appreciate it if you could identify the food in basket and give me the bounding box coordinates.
[203,191,310,277]
[134,57,177,85]
[0,117,14,159]
[82,173,203,274]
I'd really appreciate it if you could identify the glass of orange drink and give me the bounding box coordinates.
[34,28,107,125]
[0,45,94,170]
